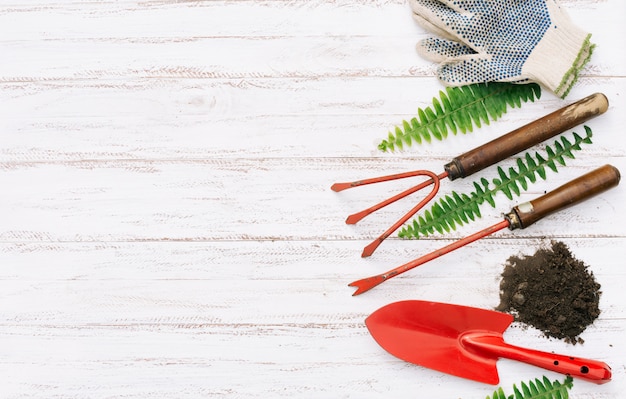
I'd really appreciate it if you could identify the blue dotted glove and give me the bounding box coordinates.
[409,0,594,98]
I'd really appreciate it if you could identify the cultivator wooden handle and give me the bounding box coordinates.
[445,92,609,180]
[506,164,621,229]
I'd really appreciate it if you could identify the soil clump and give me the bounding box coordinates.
[496,240,601,344]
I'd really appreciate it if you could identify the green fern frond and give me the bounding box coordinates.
[378,82,541,152]
[485,376,573,399]
[399,127,593,239]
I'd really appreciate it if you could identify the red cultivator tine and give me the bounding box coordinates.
[332,170,446,257]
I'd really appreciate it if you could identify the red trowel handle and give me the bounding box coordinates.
[445,93,609,180]
[462,332,612,384]
[506,164,621,230]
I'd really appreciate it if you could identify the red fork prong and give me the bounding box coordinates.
[361,171,441,257]
[337,170,449,225]
[345,179,433,225]
[331,170,433,192]
[330,182,356,192]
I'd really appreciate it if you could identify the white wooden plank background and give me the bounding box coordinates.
[1,1,625,397]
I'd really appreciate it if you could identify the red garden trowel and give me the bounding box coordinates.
[366,300,612,385]
[332,93,608,257]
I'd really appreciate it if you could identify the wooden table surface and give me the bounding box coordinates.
[2,1,625,397]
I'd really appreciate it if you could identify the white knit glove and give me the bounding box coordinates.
[409,0,595,98]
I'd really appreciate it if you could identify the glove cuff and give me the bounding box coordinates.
[522,22,594,98]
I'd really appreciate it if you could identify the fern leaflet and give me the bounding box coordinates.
[399,127,593,239]
[379,82,541,151]
[485,376,573,399]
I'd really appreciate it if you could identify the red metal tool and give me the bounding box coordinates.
[349,164,620,296]
[332,93,608,257]
[366,300,612,385]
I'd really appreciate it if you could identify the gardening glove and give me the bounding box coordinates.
[412,12,533,84]
[408,0,595,98]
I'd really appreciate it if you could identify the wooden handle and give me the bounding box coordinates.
[506,165,621,230]
[444,93,609,180]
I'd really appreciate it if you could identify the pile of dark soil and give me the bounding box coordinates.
[496,240,601,344]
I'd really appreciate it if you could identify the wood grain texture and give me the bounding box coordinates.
[1,0,625,398]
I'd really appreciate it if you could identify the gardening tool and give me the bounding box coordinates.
[366,300,612,385]
[332,92,608,257]
[349,164,620,295]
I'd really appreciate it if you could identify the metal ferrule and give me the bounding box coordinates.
[443,160,464,181]
[503,210,522,230]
